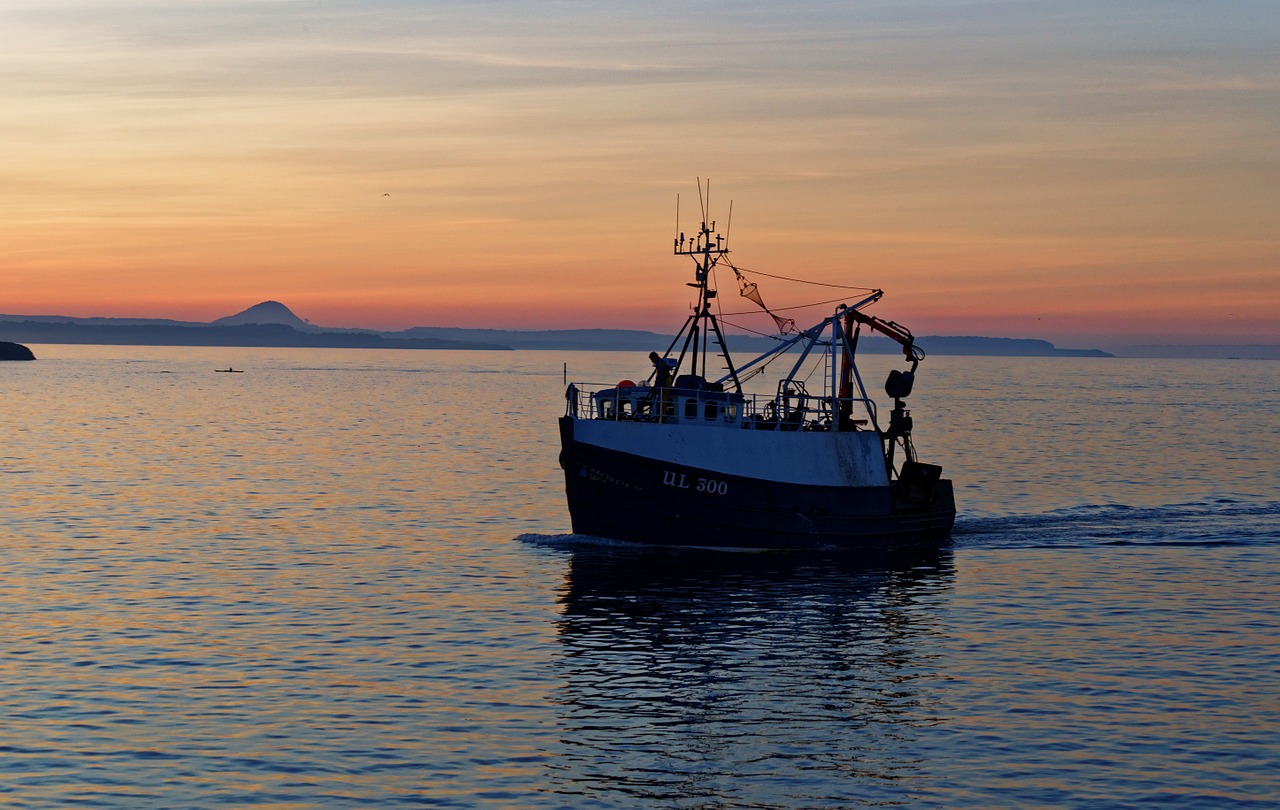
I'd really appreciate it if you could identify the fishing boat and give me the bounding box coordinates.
[558,186,955,549]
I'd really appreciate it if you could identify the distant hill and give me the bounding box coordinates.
[403,326,1114,357]
[1114,344,1280,360]
[0,302,1152,357]
[914,336,1113,358]
[212,300,316,331]
[0,320,511,351]
[0,301,511,350]
[0,313,205,327]
[403,327,675,351]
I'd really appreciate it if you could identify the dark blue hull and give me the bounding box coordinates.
[559,417,955,550]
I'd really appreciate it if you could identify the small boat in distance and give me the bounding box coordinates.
[558,185,956,549]
[215,368,243,373]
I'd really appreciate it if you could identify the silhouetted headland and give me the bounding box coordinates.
[19,300,1262,358]
[404,327,1116,357]
[0,302,511,351]
[0,341,35,360]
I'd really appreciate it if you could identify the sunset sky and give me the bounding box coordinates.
[1,1,1276,347]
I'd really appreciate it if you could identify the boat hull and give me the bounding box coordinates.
[559,417,955,550]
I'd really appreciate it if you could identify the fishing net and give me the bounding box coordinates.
[736,274,795,334]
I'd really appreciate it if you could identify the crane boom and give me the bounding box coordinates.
[847,310,923,361]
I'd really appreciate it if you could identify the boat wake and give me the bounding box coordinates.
[522,497,1279,553]
[516,532,788,554]
[953,496,1280,550]
[516,532,652,550]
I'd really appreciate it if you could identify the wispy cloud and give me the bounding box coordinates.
[0,0,1276,338]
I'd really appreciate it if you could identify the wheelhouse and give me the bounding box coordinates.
[586,376,748,428]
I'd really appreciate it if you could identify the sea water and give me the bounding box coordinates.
[0,345,1276,808]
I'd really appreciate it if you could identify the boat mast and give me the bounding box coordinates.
[672,181,742,393]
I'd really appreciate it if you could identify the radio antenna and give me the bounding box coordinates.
[725,199,733,250]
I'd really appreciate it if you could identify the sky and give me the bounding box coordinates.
[1,1,1276,348]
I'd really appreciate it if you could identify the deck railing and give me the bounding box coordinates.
[566,383,877,432]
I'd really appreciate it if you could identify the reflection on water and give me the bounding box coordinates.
[1,347,1275,807]
[548,545,954,808]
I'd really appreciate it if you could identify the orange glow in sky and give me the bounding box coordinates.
[1,2,1276,348]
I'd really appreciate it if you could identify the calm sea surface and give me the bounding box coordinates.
[1,345,1276,808]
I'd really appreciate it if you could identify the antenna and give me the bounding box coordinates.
[697,177,706,225]
[725,199,733,250]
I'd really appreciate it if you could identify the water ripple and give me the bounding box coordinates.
[0,347,1275,807]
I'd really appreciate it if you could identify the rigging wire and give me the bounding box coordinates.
[710,263,733,364]
[802,352,825,385]
[720,317,832,345]
[718,317,779,339]
[711,263,724,320]
[720,293,867,317]
[724,259,877,291]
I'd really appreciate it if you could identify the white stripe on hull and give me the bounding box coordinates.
[571,420,890,488]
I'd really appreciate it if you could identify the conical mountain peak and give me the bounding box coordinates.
[213,300,314,330]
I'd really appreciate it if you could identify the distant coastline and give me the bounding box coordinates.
[2,301,1273,359]
[0,319,511,352]
[0,315,1113,357]
[401,326,1116,358]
